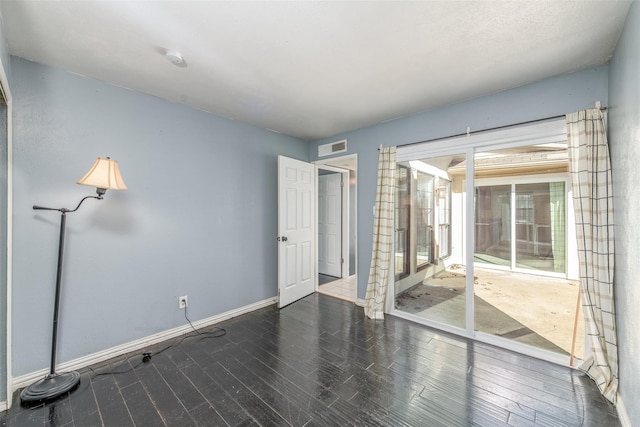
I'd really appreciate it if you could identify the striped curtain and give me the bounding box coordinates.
[364,146,396,320]
[566,109,618,403]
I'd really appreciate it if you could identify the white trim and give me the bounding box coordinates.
[12,297,277,391]
[0,45,12,409]
[474,331,570,366]
[475,172,568,187]
[616,393,631,427]
[397,118,567,162]
[390,309,572,367]
[4,97,10,410]
[313,154,358,300]
[465,147,475,333]
[316,165,350,279]
[355,298,365,307]
[392,309,468,337]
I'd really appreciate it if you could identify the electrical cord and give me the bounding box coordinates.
[89,306,226,379]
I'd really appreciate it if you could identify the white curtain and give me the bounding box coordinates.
[566,109,618,404]
[364,146,396,320]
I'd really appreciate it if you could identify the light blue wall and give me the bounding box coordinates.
[608,1,640,421]
[310,66,609,300]
[11,57,308,377]
[0,10,10,85]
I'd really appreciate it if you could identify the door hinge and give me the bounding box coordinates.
[341,257,344,264]
[340,180,344,188]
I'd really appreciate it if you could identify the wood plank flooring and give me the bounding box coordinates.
[0,293,620,426]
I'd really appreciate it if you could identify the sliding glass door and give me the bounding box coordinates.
[474,181,567,274]
[393,119,583,364]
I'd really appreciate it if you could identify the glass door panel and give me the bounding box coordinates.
[395,154,466,330]
[474,185,511,267]
[473,145,582,359]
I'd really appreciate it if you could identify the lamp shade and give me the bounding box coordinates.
[76,157,127,190]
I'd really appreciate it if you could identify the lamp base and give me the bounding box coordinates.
[20,371,80,404]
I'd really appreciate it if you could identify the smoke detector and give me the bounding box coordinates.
[165,50,185,67]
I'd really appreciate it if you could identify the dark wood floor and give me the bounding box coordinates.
[1,293,620,426]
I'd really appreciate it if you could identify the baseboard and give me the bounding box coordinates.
[617,392,631,427]
[356,298,365,307]
[12,296,277,392]
[0,401,6,412]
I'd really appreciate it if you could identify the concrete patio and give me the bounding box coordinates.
[395,265,584,359]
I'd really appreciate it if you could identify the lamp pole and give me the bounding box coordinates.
[20,195,102,404]
[49,210,66,376]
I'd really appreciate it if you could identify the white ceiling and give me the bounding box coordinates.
[0,1,631,141]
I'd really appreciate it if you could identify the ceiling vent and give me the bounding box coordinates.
[318,139,347,157]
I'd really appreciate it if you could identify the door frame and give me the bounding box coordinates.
[316,165,348,280]
[313,154,357,294]
[317,170,343,278]
[0,52,13,409]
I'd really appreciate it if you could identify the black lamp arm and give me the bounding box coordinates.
[33,194,103,214]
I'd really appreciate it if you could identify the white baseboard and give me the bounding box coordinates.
[356,298,365,307]
[617,392,631,427]
[12,297,277,391]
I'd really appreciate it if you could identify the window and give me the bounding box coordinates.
[395,166,410,279]
[516,192,534,224]
[416,171,434,269]
[438,179,452,258]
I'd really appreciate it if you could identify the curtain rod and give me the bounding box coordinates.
[380,103,607,151]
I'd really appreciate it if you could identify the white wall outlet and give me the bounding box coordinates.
[179,295,188,309]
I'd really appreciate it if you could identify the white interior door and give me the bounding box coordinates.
[318,173,342,277]
[278,156,316,308]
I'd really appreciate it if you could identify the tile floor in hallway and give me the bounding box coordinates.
[317,275,357,302]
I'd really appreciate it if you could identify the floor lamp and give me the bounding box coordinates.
[20,157,127,404]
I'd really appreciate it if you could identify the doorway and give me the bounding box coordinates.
[318,170,342,279]
[314,155,357,302]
